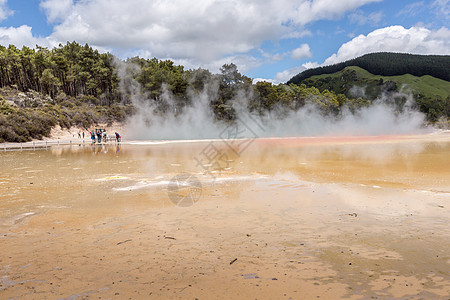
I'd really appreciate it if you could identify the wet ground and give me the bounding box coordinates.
[0,133,449,299]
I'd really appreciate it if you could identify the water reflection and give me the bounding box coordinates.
[0,135,449,225]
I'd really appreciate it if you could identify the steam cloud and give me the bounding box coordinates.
[120,62,429,140]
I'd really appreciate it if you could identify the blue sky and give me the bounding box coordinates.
[0,0,448,83]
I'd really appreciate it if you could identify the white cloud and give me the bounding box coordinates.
[173,54,262,74]
[252,78,278,84]
[277,25,450,84]
[0,0,384,82]
[272,61,321,83]
[323,25,450,65]
[274,66,306,83]
[42,0,381,63]
[0,0,12,22]
[0,25,57,49]
[291,44,312,60]
[426,26,450,40]
[49,0,279,62]
[40,0,74,23]
[302,61,320,69]
[291,0,383,25]
[259,49,286,62]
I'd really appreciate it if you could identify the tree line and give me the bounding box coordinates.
[0,43,448,142]
[0,43,118,102]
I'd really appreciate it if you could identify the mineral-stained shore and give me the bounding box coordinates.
[1,133,449,299]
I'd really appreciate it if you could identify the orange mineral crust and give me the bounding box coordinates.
[1,133,449,299]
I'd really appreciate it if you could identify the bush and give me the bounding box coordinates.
[0,98,17,115]
[0,125,25,143]
[78,95,99,106]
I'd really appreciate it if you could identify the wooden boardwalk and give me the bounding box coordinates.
[2,138,121,151]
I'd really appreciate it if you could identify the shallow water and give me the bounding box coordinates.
[0,134,449,298]
[1,135,448,220]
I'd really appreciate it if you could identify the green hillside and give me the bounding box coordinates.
[302,66,450,122]
[306,66,450,98]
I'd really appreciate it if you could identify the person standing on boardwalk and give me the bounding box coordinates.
[97,130,102,143]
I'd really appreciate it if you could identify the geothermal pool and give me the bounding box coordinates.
[0,133,449,299]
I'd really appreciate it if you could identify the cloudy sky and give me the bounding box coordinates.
[0,0,449,83]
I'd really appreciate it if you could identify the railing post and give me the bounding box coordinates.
[20,143,23,151]
[45,141,48,150]
[3,142,5,152]
[33,141,35,151]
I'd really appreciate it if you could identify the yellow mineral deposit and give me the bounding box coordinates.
[0,133,449,299]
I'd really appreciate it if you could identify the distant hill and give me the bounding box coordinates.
[286,53,450,123]
[287,52,450,84]
[302,66,450,99]
[290,65,450,122]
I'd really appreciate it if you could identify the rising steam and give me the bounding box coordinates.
[120,62,429,140]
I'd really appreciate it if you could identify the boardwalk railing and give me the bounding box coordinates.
[2,139,122,151]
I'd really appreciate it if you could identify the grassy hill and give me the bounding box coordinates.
[300,66,450,122]
[305,66,450,99]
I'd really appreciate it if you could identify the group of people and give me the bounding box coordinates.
[88,129,121,143]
